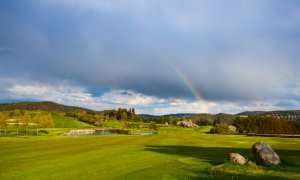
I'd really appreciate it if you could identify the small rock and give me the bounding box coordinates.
[228,125,236,132]
[252,141,281,166]
[246,160,253,166]
[228,153,247,165]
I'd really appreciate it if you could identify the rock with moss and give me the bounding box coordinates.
[176,120,198,128]
[227,125,236,132]
[252,141,280,166]
[228,153,247,165]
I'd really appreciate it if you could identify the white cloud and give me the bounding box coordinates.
[6,83,93,104]
[1,77,300,115]
[1,79,212,114]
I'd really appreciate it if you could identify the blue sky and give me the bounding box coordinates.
[1,0,300,115]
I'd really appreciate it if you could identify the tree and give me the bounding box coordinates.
[128,113,135,122]
[149,121,157,131]
[94,115,102,127]
[121,111,128,121]
[0,112,8,135]
[34,111,44,135]
[13,109,22,116]
[43,113,53,128]
[213,118,221,126]
[105,114,109,121]
[15,118,21,136]
[21,112,31,136]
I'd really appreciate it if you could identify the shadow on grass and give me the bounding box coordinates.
[145,145,252,165]
[144,145,300,179]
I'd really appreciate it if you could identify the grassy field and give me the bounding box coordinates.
[0,126,299,179]
[51,113,94,128]
[0,112,94,137]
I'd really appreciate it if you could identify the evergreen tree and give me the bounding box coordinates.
[121,111,128,121]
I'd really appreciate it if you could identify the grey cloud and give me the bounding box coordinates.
[0,0,300,102]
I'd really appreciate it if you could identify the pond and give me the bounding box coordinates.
[140,132,159,135]
[65,129,129,136]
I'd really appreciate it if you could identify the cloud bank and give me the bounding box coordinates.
[0,0,300,114]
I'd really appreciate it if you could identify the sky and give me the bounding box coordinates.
[1,0,300,115]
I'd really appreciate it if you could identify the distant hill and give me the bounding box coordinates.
[0,101,97,113]
[162,113,196,117]
[139,113,196,118]
[238,110,300,121]
[238,110,300,116]
[139,114,159,118]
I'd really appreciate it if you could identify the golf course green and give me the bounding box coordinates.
[0,126,299,179]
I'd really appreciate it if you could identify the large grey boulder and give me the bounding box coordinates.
[228,153,247,165]
[252,141,281,165]
[176,120,198,128]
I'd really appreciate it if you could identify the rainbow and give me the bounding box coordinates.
[170,65,209,113]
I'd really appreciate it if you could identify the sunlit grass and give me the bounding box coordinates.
[0,127,299,179]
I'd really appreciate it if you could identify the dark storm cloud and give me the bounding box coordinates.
[1,0,300,101]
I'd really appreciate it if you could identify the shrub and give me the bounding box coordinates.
[149,121,158,131]
[210,124,236,135]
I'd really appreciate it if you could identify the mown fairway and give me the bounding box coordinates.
[0,127,299,179]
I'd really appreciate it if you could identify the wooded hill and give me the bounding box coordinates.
[139,113,196,118]
[0,101,97,113]
[238,110,300,116]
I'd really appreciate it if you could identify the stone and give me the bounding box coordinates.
[228,153,247,165]
[252,141,281,166]
[228,125,236,132]
[246,160,254,166]
[176,120,198,128]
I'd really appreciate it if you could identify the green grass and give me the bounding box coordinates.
[0,113,94,137]
[0,126,299,179]
[52,113,94,128]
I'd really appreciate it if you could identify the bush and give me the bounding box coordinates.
[149,121,158,131]
[195,119,212,126]
[122,122,140,129]
[210,124,236,135]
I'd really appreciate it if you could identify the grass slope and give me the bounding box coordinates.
[0,127,299,179]
[52,113,94,128]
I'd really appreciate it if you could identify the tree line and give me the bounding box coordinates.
[65,108,189,127]
[0,110,53,136]
[234,116,300,134]
[66,108,139,125]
